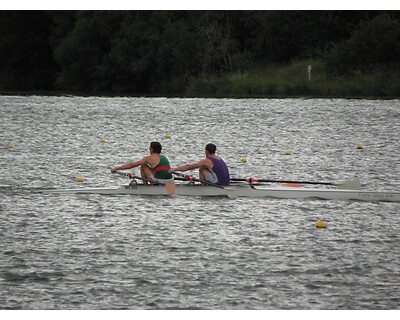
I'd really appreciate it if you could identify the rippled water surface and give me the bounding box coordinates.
[1,96,400,309]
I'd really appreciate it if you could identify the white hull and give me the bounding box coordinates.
[44,184,400,202]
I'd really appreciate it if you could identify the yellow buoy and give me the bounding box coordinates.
[165,134,171,139]
[76,177,85,183]
[100,139,107,143]
[315,221,327,228]
[7,145,14,149]
[284,150,292,156]
[356,144,363,149]
[240,157,247,163]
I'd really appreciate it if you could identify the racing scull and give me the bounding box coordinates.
[43,183,400,202]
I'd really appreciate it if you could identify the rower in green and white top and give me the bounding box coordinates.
[111,141,175,189]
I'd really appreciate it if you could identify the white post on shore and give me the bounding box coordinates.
[307,65,312,81]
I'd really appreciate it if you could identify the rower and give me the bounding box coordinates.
[170,143,230,186]
[111,141,175,194]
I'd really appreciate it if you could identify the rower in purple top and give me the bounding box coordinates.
[169,143,230,186]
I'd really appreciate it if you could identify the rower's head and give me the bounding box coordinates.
[149,141,162,154]
[205,143,216,156]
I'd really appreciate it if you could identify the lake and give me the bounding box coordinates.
[0,96,399,309]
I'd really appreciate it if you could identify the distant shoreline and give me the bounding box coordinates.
[1,91,398,100]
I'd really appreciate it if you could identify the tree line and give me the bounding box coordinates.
[1,11,399,96]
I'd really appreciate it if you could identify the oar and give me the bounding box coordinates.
[230,177,362,190]
[112,170,176,195]
[172,172,237,199]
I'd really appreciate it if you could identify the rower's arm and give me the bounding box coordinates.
[111,156,149,172]
[170,159,210,172]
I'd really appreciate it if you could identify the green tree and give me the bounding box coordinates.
[0,11,56,90]
[54,11,124,91]
[249,11,379,64]
[326,13,400,75]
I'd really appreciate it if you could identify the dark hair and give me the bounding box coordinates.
[205,143,216,154]
[150,141,162,153]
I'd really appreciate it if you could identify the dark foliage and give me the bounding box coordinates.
[0,10,398,95]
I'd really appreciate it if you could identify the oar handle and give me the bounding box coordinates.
[113,170,165,185]
[172,172,228,190]
[172,172,195,181]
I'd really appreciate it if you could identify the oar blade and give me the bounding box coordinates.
[165,181,176,195]
[225,187,237,199]
[336,179,362,190]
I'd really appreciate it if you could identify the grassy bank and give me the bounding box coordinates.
[186,60,400,98]
[2,60,399,99]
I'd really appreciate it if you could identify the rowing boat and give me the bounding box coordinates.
[43,183,400,202]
